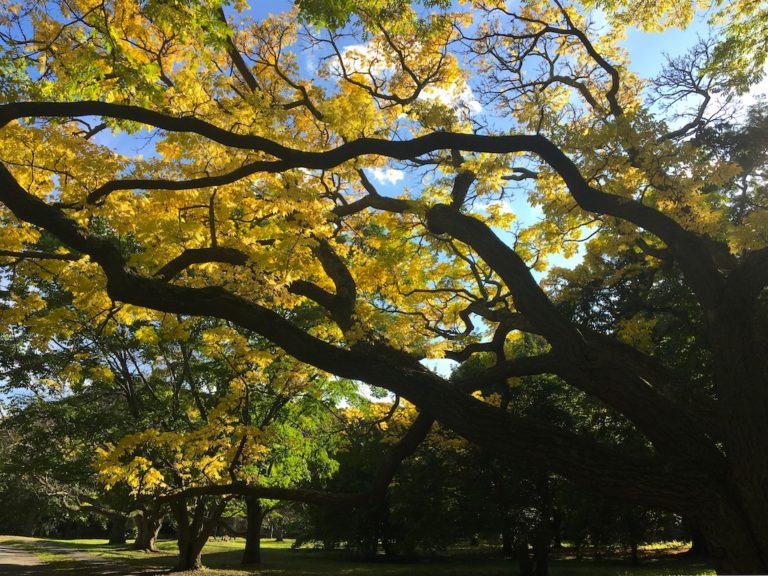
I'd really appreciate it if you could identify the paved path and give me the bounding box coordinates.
[0,542,49,575]
[0,538,164,575]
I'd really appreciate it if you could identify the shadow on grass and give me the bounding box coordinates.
[9,537,715,576]
[189,546,715,576]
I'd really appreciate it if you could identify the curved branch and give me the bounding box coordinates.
[155,247,249,281]
[0,100,738,307]
[85,162,266,205]
[0,132,727,505]
[427,203,579,348]
[453,352,560,392]
[0,102,289,154]
[312,239,356,329]
[288,279,336,311]
[0,249,82,261]
[426,203,723,465]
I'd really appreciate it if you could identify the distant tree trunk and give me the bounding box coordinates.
[22,507,38,536]
[501,525,514,557]
[532,532,550,576]
[360,505,381,561]
[108,515,128,545]
[531,474,553,576]
[133,510,163,552]
[686,523,710,557]
[624,508,641,566]
[516,537,533,576]
[379,503,393,557]
[171,496,229,571]
[551,510,563,550]
[241,497,263,565]
[629,539,639,566]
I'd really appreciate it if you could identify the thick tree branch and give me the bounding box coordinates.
[0,132,727,507]
[370,412,434,495]
[155,247,249,281]
[427,203,579,348]
[1,101,727,307]
[288,279,336,311]
[0,249,82,261]
[453,353,560,392]
[331,193,413,217]
[85,162,266,205]
[426,203,723,465]
[216,7,260,93]
[312,239,356,330]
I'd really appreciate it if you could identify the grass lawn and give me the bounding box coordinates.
[0,535,716,575]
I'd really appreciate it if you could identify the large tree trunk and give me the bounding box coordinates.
[685,523,709,557]
[241,497,263,565]
[702,287,768,573]
[108,515,127,545]
[171,496,229,571]
[176,535,204,572]
[172,501,204,572]
[133,511,163,552]
[691,502,768,575]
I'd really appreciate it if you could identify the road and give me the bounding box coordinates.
[0,539,162,575]
[0,541,48,575]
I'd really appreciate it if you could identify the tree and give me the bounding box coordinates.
[89,318,353,570]
[0,303,147,543]
[1,0,767,572]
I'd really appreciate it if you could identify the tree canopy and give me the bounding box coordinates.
[1,0,767,573]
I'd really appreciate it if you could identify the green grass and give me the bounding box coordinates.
[0,535,716,575]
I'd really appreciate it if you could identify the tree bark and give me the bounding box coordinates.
[516,537,533,576]
[171,496,229,571]
[532,538,549,576]
[241,497,263,565]
[107,516,127,545]
[686,523,710,557]
[172,500,204,572]
[501,524,514,558]
[133,511,163,552]
[691,503,768,574]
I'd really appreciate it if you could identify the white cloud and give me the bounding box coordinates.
[419,81,482,116]
[329,41,482,116]
[370,167,405,185]
[331,42,390,76]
